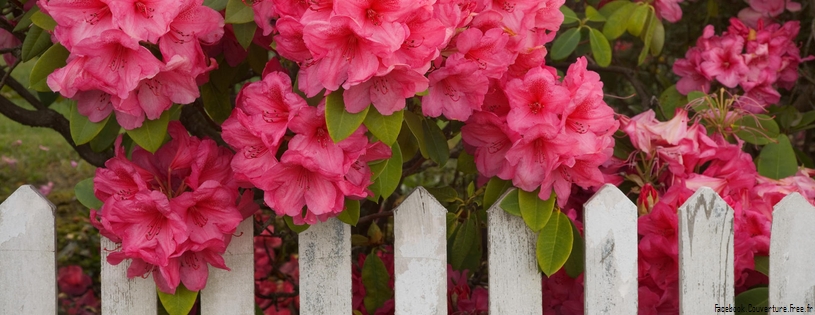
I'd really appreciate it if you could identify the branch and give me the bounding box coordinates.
[357,210,394,225]
[179,101,227,147]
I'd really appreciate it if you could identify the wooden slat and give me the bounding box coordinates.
[487,189,542,315]
[101,237,157,315]
[583,184,638,314]
[394,187,447,315]
[678,187,733,315]
[0,185,57,315]
[202,218,254,314]
[299,217,351,315]
[769,193,815,307]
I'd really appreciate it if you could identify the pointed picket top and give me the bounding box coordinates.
[583,184,638,314]
[101,237,157,315]
[202,218,254,314]
[0,185,57,315]
[487,190,542,315]
[769,193,815,307]
[677,187,734,315]
[299,217,351,315]
[394,186,447,315]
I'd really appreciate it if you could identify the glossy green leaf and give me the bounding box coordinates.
[754,255,769,276]
[588,28,612,67]
[22,25,54,62]
[426,186,459,203]
[519,189,555,232]
[598,0,630,18]
[201,82,233,124]
[75,178,103,210]
[560,6,578,25]
[369,142,402,201]
[284,216,310,233]
[225,0,255,24]
[326,90,370,142]
[396,121,419,159]
[362,252,393,313]
[585,6,606,22]
[204,0,229,11]
[484,177,512,210]
[536,211,574,277]
[627,4,648,36]
[756,135,798,180]
[457,151,477,175]
[14,8,38,32]
[550,28,581,60]
[734,287,769,315]
[499,189,521,217]
[89,117,121,152]
[658,85,685,120]
[31,10,57,32]
[157,284,198,315]
[603,2,636,40]
[450,215,477,270]
[364,108,403,146]
[421,118,449,166]
[403,111,427,158]
[563,220,584,278]
[70,102,110,145]
[232,22,257,50]
[30,43,69,91]
[650,18,665,56]
[337,199,361,226]
[637,10,656,65]
[734,114,780,145]
[125,111,170,153]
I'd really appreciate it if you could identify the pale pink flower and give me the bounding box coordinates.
[422,57,489,121]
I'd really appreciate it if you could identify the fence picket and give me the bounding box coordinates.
[583,184,638,314]
[299,217,351,315]
[394,187,447,315]
[678,187,734,314]
[202,218,255,314]
[487,190,542,315]
[769,193,815,307]
[100,236,158,315]
[0,185,56,315]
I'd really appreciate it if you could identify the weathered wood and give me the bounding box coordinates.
[583,184,638,314]
[299,217,351,315]
[202,218,254,314]
[678,187,734,315]
[487,190,542,315]
[0,185,57,315]
[394,187,447,315]
[100,237,157,315]
[769,193,815,308]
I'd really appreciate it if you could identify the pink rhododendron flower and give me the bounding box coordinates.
[422,57,489,121]
[343,65,429,115]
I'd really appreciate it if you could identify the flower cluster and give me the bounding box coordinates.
[738,0,802,28]
[462,57,618,206]
[263,0,564,120]
[253,215,299,315]
[221,69,392,224]
[673,18,808,111]
[89,122,250,294]
[40,0,224,129]
[57,265,100,315]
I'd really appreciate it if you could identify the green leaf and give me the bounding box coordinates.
[403,111,428,158]
[30,43,69,91]
[225,0,255,24]
[362,252,393,313]
[734,287,769,315]
[599,0,630,18]
[326,89,370,142]
[563,219,584,278]
[560,6,578,25]
[125,111,170,153]
[637,10,656,65]
[368,142,402,201]
[650,18,665,56]
[31,10,57,32]
[734,114,780,145]
[499,189,521,217]
[157,283,198,315]
[201,82,233,124]
[795,147,815,169]
[603,2,636,40]
[536,211,574,277]
[22,25,54,62]
[232,22,257,51]
[450,215,477,270]
[89,116,121,152]
[421,118,449,166]
[337,199,361,226]
[14,8,38,32]
[754,255,769,276]
[204,0,229,11]
[550,28,581,60]
[519,189,555,232]
[756,135,798,180]
[75,178,103,210]
[585,6,606,22]
[627,4,648,37]
[284,216,310,233]
[70,102,110,145]
[687,90,707,103]
[658,85,686,120]
[396,121,419,159]
[588,28,612,67]
[426,186,458,203]
[484,177,512,210]
[456,150,477,174]
[364,108,403,146]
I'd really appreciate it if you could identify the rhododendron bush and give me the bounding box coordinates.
[0,0,813,313]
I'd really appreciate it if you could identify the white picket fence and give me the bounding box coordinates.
[2,184,814,314]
